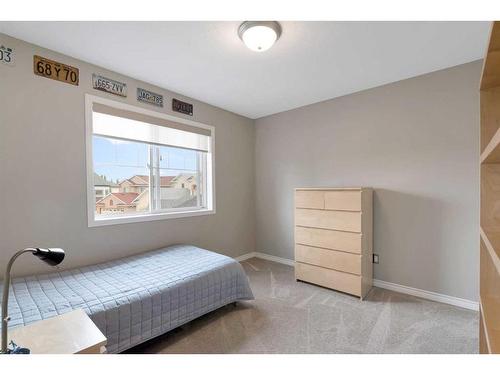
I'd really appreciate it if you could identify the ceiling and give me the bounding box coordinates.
[0,21,491,119]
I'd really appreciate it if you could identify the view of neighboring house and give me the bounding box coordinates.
[96,192,141,214]
[119,175,175,193]
[171,174,197,194]
[93,173,119,202]
[95,174,198,214]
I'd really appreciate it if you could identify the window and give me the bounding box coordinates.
[86,95,215,226]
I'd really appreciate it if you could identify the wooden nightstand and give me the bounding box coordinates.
[7,309,106,354]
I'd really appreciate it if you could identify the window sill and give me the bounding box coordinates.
[88,208,215,227]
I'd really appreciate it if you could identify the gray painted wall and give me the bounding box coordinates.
[0,33,481,302]
[0,34,255,276]
[255,61,481,301]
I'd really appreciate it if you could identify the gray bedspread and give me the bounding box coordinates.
[0,245,254,353]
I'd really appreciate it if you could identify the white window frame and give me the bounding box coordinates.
[85,94,216,227]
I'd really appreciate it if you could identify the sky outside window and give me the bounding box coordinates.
[93,136,198,181]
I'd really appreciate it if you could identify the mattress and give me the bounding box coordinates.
[0,245,254,353]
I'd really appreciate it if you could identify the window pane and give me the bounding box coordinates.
[89,101,213,225]
[157,145,200,210]
[93,136,150,216]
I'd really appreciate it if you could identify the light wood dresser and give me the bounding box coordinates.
[294,187,373,299]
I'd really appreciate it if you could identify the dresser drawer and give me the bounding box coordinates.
[295,209,361,232]
[295,244,361,275]
[295,190,324,209]
[324,190,361,211]
[295,226,362,253]
[295,262,361,296]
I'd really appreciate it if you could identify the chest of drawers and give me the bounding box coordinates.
[294,188,373,299]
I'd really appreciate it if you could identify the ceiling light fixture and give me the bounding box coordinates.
[238,21,282,52]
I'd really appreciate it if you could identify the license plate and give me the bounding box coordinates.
[34,55,79,85]
[0,45,14,66]
[137,88,163,107]
[92,74,127,97]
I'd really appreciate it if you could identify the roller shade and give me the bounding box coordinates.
[92,103,211,152]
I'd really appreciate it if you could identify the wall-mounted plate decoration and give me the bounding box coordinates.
[33,55,79,85]
[172,98,193,116]
[137,88,163,107]
[92,74,127,97]
[0,45,14,66]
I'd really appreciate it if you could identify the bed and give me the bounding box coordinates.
[0,244,254,353]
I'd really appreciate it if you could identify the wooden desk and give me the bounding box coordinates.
[8,309,106,354]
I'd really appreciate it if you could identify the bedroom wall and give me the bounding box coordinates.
[255,61,481,301]
[0,33,256,276]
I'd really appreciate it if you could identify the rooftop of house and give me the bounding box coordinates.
[173,173,196,181]
[93,173,118,187]
[120,175,176,187]
[96,192,139,205]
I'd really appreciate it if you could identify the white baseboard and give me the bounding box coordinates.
[235,251,295,266]
[235,252,479,311]
[372,279,479,311]
[252,252,296,266]
[234,252,257,262]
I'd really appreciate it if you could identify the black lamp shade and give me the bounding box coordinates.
[32,248,65,266]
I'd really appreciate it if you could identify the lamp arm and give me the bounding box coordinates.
[1,248,36,354]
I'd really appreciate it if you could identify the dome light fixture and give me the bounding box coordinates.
[238,21,282,52]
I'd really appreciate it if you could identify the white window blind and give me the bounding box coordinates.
[92,103,211,152]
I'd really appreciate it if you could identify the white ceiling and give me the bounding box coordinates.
[0,21,491,119]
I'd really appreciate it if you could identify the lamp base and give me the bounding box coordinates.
[4,340,30,354]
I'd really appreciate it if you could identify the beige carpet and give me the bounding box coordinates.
[126,257,478,354]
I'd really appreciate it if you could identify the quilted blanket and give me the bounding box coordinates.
[0,245,254,353]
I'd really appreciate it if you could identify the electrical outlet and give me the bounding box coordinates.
[373,254,379,264]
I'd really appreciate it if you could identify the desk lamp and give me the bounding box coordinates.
[1,248,65,354]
